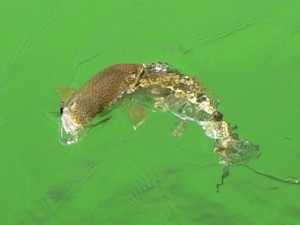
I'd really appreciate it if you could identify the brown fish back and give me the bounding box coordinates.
[69,64,144,125]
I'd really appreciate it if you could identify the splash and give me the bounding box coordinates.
[138,62,261,168]
[57,62,263,189]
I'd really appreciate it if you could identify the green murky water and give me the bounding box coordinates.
[1,1,300,224]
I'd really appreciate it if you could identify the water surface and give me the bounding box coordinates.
[1,1,300,224]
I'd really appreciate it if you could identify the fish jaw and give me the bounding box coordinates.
[61,107,83,136]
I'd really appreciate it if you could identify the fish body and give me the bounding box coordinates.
[59,62,260,167]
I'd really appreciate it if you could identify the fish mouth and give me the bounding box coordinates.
[61,107,83,136]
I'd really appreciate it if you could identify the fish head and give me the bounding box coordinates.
[61,100,83,136]
[56,86,85,135]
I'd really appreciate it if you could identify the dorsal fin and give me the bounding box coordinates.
[55,85,76,103]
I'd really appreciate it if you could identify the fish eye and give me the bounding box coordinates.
[60,101,64,115]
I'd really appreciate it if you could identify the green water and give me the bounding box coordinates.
[1,1,300,224]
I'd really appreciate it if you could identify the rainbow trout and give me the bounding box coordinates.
[58,62,260,177]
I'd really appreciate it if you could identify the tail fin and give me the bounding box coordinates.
[216,138,261,166]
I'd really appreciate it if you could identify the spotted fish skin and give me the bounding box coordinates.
[66,63,219,126]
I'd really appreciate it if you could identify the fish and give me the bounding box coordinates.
[57,62,261,188]
[57,64,146,144]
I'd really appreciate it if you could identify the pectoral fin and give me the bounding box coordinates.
[91,116,112,128]
[128,103,147,130]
